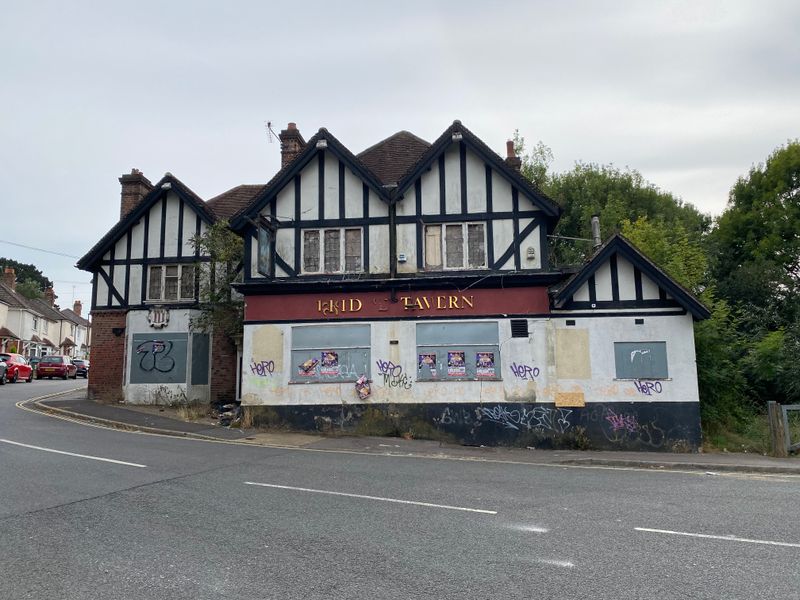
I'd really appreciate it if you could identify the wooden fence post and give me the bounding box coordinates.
[767,401,788,457]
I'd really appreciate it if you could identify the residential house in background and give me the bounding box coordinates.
[59,301,91,359]
[0,268,60,356]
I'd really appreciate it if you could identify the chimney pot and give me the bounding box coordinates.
[44,287,57,307]
[506,140,515,158]
[73,300,82,317]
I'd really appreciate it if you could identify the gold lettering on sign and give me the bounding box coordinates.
[401,294,476,311]
[436,295,447,309]
[317,298,363,316]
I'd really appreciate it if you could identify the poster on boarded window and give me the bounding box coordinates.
[297,357,319,377]
[476,352,495,378]
[447,351,466,377]
[320,351,339,376]
[418,352,437,378]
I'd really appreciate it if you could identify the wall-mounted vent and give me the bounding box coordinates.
[565,319,576,327]
[510,319,529,338]
[635,318,645,325]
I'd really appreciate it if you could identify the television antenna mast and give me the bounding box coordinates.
[264,121,279,143]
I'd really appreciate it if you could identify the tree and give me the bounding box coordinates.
[710,140,800,330]
[189,221,244,343]
[15,279,44,299]
[0,258,52,291]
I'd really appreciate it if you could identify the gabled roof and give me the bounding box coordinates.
[552,234,711,320]
[0,326,19,340]
[61,337,75,347]
[230,128,391,231]
[0,282,45,315]
[77,173,218,271]
[29,299,65,322]
[61,308,90,327]
[207,184,266,221]
[42,337,57,347]
[394,120,562,218]
[357,131,431,185]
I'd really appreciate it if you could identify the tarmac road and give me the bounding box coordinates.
[1,380,798,599]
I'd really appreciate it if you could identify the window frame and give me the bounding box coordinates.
[416,321,501,382]
[146,264,196,303]
[289,324,371,384]
[424,222,487,271]
[300,227,363,274]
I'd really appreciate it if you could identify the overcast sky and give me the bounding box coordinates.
[1,0,798,313]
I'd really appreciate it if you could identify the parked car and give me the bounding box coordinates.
[0,356,7,385]
[0,353,34,383]
[72,358,89,378]
[36,355,78,380]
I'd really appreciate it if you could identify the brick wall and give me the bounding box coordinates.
[88,310,127,402]
[210,330,237,403]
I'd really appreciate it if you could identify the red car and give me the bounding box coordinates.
[0,353,34,383]
[36,355,78,380]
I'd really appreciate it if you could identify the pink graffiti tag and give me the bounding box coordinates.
[605,408,639,433]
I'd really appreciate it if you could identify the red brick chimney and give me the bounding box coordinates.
[2,267,15,291]
[279,123,306,169]
[505,140,521,172]
[44,287,57,307]
[73,300,82,317]
[119,169,153,219]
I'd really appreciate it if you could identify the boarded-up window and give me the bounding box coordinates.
[180,265,195,298]
[164,265,179,300]
[416,322,501,381]
[303,230,320,272]
[445,225,464,268]
[425,222,486,271]
[290,324,370,383]
[425,225,442,269]
[614,342,668,379]
[467,224,485,267]
[324,230,340,272]
[344,229,361,271]
[148,266,162,299]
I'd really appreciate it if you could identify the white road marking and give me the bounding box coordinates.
[0,438,147,468]
[536,559,575,568]
[509,524,549,533]
[244,481,497,514]
[635,527,800,548]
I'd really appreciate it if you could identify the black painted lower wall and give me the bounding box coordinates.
[243,401,702,452]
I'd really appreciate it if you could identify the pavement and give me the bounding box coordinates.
[26,389,800,475]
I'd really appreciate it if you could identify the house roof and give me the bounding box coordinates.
[60,308,90,328]
[61,337,75,347]
[0,282,47,316]
[395,121,562,218]
[207,184,266,221]
[42,337,57,347]
[0,326,19,340]
[230,128,391,231]
[29,298,66,322]
[357,131,431,185]
[77,173,218,271]
[552,233,711,320]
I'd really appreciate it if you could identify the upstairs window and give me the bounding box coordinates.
[302,228,362,274]
[148,264,195,302]
[425,223,486,270]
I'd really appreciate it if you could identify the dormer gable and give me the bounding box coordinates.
[552,234,710,320]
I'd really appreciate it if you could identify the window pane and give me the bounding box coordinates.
[164,267,179,300]
[614,342,668,379]
[425,225,442,269]
[303,231,320,272]
[467,224,486,267]
[344,229,361,271]
[324,229,341,272]
[149,266,162,299]
[180,265,195,299]
[445,224,463,268]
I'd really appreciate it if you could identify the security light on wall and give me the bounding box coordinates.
[316,139,328,149]
[526,247,536,260]
[397,253,407,263]
[452,132,463,141]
